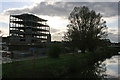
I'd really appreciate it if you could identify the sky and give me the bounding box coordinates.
[0,0,119,42]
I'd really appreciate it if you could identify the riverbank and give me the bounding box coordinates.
[2,47,119,79]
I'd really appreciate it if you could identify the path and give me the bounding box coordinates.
[2,55,48,64]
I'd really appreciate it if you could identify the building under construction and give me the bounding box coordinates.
[8,13,51,50]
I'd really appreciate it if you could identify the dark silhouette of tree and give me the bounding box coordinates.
[64,6,108,53]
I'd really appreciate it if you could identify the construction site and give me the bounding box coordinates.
[0,13,52,58]
[7,13,51,51]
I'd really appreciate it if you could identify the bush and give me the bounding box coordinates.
[47,43,62,58]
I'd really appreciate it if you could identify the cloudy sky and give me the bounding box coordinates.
[0,0,119,42]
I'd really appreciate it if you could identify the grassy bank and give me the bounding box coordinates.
[2,47,118,79]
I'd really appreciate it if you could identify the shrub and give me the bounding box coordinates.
[47,43,62,58]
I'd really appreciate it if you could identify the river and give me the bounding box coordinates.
[98,55,120,79]
[64,54,120,79]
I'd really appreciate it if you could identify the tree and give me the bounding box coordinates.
[47,43,62,58]
[64,6,108,53]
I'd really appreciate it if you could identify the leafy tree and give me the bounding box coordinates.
[64,6,108,53]
[47,43,62,58]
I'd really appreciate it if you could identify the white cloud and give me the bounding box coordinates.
[106,69,118,77]
[0,25,9,37]
[52,35,63,41]
[107,33,118,43]
[103,16,118,25]
[108,27,118,34]
[0,14,9,24]
[0,14,9,37]
[38,15,68,41]
[38,15,68,31]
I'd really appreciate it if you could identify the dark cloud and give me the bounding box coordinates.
[4,8,30,15]
[4,2,118,17]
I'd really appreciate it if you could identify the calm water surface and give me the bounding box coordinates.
[98,55,120,78]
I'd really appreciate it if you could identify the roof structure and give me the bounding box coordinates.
[11,13,47,22]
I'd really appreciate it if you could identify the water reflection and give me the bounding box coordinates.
[62,55,119,79]
[94,61,106,79]
[97,55,119,78]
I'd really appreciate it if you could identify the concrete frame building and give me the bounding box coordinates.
[9,13,51,45]
[5,13,51,51]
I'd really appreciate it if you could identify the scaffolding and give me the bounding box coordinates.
[9,13,51,44]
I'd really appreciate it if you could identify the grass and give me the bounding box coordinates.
[2,47,118,79]
[3,54,76,78]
